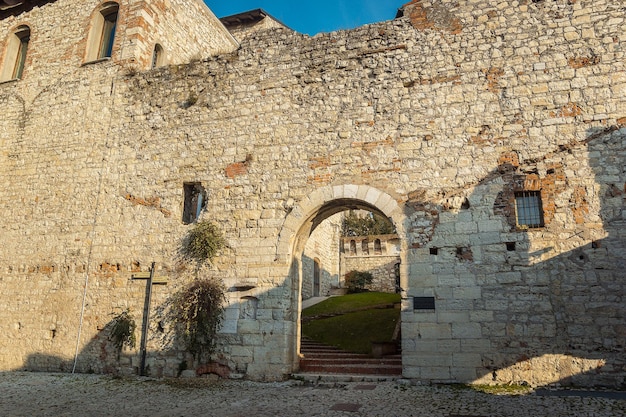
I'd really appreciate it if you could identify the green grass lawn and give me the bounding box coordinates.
[301,292,401,354]
[301,292,400,317]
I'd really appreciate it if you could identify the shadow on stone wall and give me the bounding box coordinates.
[301,254,337,299]
[404,124,624,387]
[21,303,236,379]
[23,317,137,376]
[15,127,625,387]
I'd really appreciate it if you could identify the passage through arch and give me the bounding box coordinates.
[278,184,407,374]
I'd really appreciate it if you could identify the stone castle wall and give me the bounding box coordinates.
[0,0,624,385]
[301,213,341,299]
[341,235,400,293]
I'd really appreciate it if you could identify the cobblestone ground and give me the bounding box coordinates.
[0,372,624,417]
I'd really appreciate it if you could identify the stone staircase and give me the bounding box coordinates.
[298,338,402,376]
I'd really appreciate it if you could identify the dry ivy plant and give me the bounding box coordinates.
[170,278,226,359]
[180,221,226,266]
[108,310,137,358]
[173,221,227,359]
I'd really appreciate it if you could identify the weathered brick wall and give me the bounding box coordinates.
[0,0,237,84]
[133,0,238,68]
[0,0,625,385]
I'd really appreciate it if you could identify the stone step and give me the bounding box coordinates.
[301,357,401,365]
[291,373,400,383]
[300,345,347,352]
[299,338,401,376]
[301,350,369,357]
[299,362,402,375]
[301,349,401,360]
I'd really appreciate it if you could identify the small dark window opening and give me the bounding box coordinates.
[429,247,438,255]
[515,191,544,228]
[361,239,369,255]
[506,242,516,251]
[182,183,206,224]
[591,241,600,249]
[461,198,470,210]
[151,43,163,68]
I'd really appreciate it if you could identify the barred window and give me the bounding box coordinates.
[515,191,544,228]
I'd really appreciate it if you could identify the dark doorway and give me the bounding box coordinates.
[313,258,321,297]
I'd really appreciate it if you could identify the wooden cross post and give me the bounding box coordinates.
[132,262,168,376]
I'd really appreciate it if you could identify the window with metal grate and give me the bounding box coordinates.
[514,191,544,228]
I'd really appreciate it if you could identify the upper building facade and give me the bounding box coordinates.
[0,0,237,85]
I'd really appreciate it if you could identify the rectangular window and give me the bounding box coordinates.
[182,183,206,224]
[515,191,544,228]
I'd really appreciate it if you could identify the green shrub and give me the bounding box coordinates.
[170,278,226,359]
[180,221,225,265]
[344,270,374,293]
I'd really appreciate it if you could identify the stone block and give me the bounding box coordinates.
[420,366,452,381]
[453,286,481,299]
[418,322,452,339]
[451,367,478,382]
[451,323,482,338]
[452,353,482,368]
[414,354,453,368]
[437,311,469,324]
[461,338,492,353]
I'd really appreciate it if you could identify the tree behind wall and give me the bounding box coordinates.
[341,211,395,237]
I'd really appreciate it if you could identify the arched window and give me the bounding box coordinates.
[85,3,119,62]
[1,25,30,81]
[361,239,369,255]
[349,240,356,255]
[374,239,382,255]
[151,44,164,68]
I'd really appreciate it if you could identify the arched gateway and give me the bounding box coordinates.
[275,184,407,372]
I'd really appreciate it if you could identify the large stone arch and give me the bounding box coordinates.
[276,184,407,371]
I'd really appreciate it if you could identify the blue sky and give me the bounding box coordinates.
[204,0,406,36]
